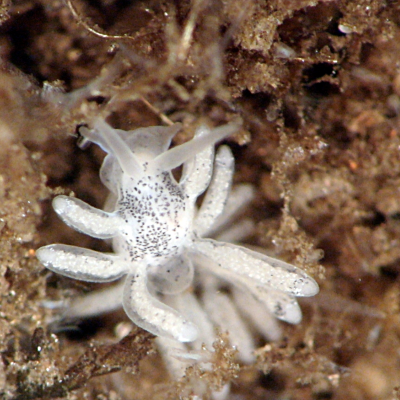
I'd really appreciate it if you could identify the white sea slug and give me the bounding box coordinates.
[37,118,319,343]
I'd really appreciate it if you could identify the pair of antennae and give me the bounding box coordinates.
[79,118,239,177]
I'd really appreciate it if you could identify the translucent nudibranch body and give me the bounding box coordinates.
[37,118,319,343]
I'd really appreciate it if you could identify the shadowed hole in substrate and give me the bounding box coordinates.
[364,211,386,228]
[380,264,399,280]
[6,7,47,82]
[283,101,301,130]
[257,370,286,392]
[239,89,272,112]
[306,81,340,97]
[303,63,337,84]
[51,317,104,341]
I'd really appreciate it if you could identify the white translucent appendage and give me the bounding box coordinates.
[53,195,122,239]
[194,145,234,236]
[191,238,319,297]
[207,184,255,237]
[36,245,126,282]
[152,124,239,172]
[230,274,302,324]
[123,268,198,342]
[181,126,214,198]
[80,119,143,178]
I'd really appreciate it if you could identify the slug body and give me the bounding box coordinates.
[37,118,319,343]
